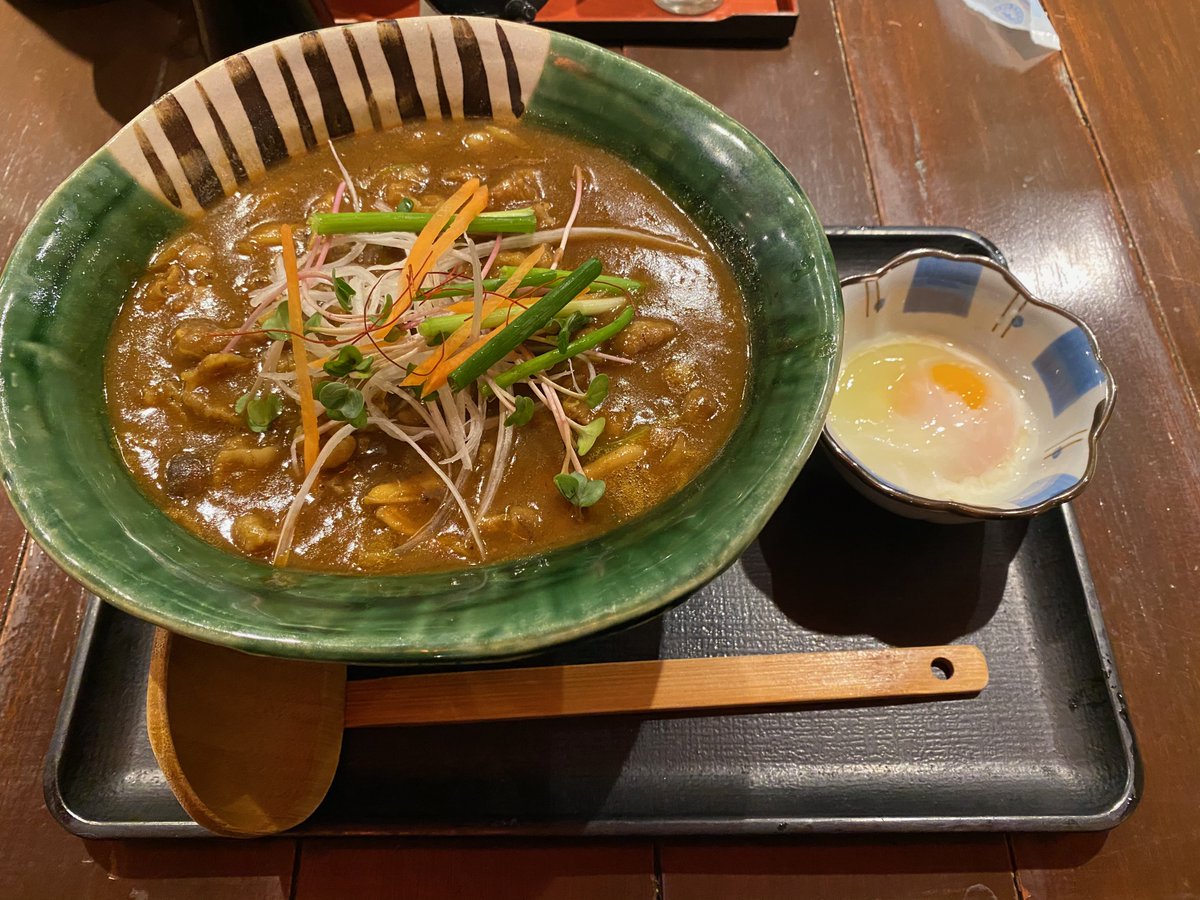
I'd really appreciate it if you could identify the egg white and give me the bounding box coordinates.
[828,336,1036,504]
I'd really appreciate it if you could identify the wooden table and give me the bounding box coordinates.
[1,0,1197,896]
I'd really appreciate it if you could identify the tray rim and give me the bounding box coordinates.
[42,225,1141,838]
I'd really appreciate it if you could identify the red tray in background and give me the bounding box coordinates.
[327,0,800,45]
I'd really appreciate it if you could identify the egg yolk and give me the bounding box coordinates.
[931,362,987,410]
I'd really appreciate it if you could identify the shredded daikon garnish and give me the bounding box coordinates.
[221,153,674,565]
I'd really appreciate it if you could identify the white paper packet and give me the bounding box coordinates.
[961,0,1061,50]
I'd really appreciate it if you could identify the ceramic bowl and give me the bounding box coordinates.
[0,18,841,662]
[823,250,1114,523]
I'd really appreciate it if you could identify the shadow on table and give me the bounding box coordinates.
[7,0,204,122]
[742,449,1023,646]
[314,616,666,832]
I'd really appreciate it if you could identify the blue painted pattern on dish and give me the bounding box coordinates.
[902,256,982,318]
[1032,328,1106,416]
[1014,472,1079,506]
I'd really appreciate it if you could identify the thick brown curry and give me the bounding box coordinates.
[105,121,748,573]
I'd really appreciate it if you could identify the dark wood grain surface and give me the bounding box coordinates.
[658,840,1019,900]
[294,842,656,899]
[1046,0,1200,411]
[1,0,1197,896]
[626,0,878,226]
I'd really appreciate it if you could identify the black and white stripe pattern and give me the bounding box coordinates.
[110,17,549,215]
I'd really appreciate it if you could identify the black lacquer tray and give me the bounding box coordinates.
[44,227,1140,837]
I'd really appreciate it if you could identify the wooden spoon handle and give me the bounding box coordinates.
[343,645,986,728]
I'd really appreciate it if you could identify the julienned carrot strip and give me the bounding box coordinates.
[400,321,480,386]
[368,180,478,339]
[440,247,549,316]
[406,180,479,282]
[417,331,497,398]
[422,188,491,269]
[442,287,590,318]
[493,246,546,298]
[372,183,488,339]
[448,258,602,392]
[403,247,547,391]
[404,188,489,308]
[280,224,320,475]
[445,298,492,315]
[408,247,549,393]
[401,292,514,388]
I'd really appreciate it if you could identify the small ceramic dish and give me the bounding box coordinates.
[822,249,1114,523]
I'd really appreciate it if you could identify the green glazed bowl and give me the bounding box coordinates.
[0,18,841,663]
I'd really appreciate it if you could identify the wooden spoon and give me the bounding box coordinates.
[146,629,987,837]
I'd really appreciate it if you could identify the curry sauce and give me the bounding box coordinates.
[105,121,748,572]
